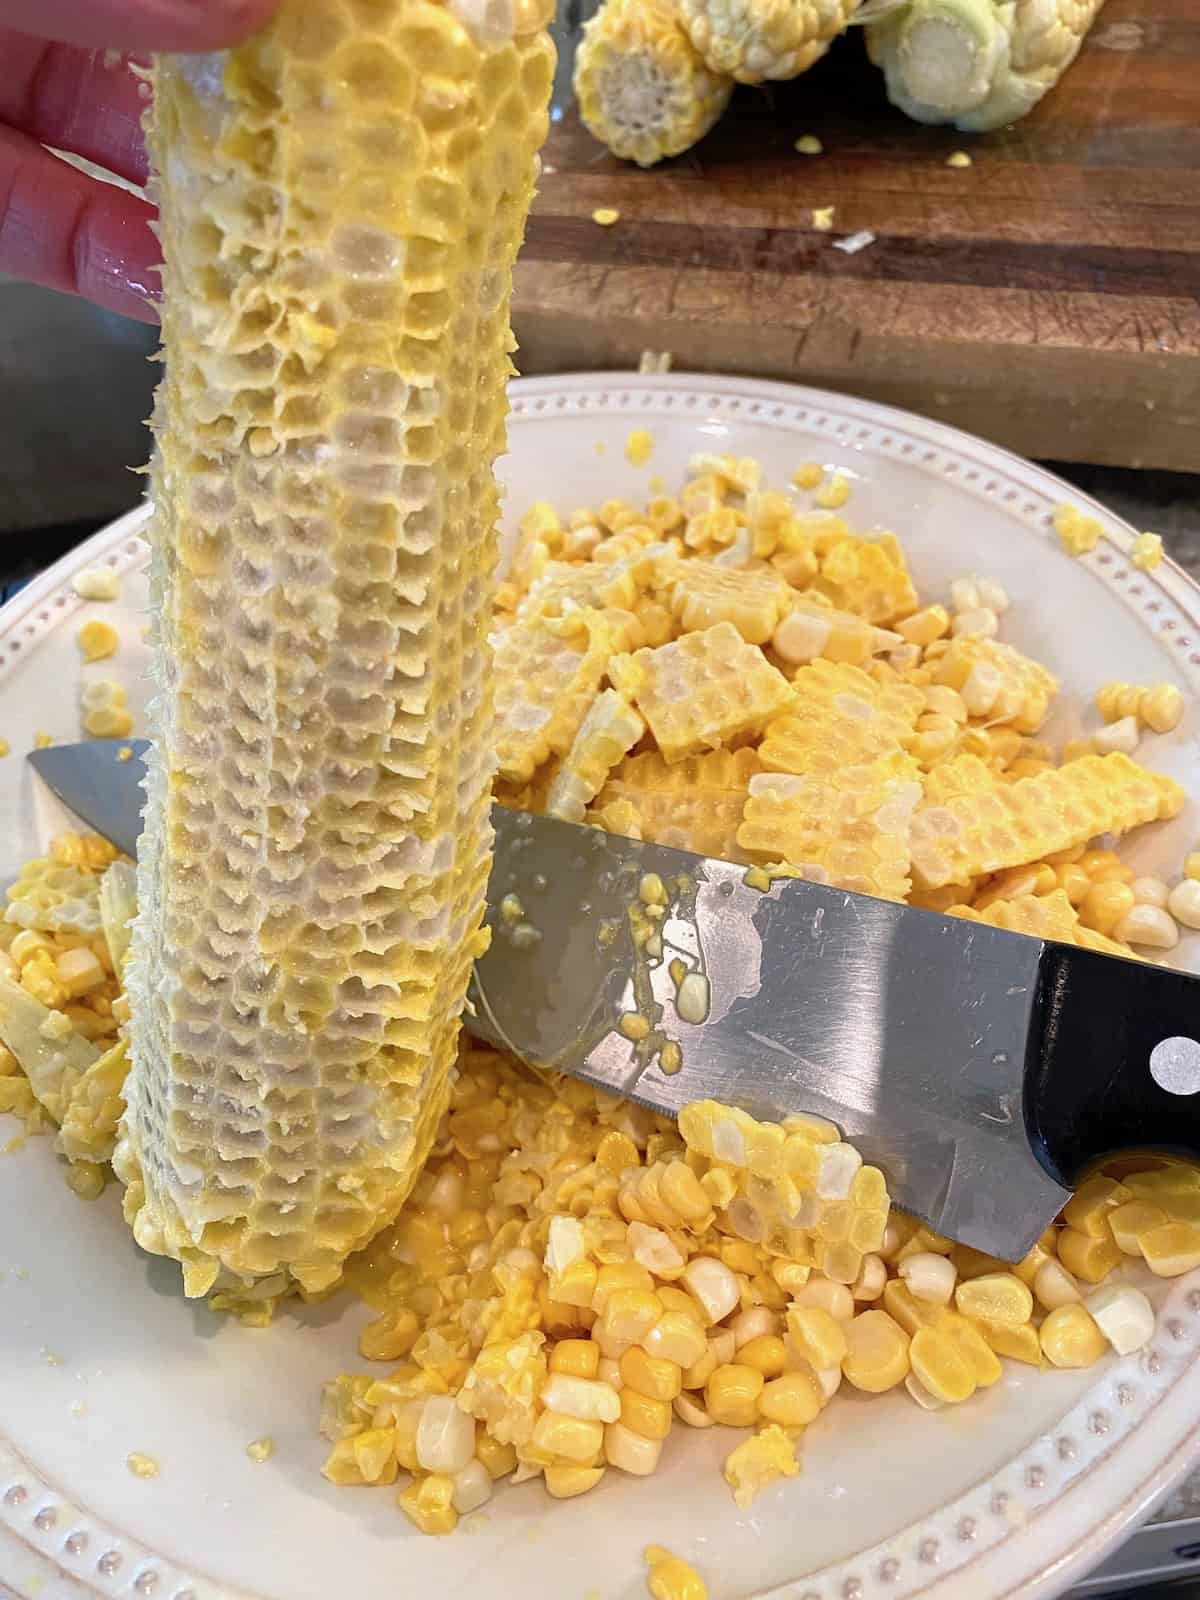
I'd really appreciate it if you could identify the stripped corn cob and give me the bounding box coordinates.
[575,0,735,167]
[593,747,761,861]
[866,0,1107,132]
[118,0,555,1297]
[678,0,860,82]
[813,534,919,625]
[666,561,793,645]
[910,754,1183,891]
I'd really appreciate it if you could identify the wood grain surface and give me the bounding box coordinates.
[514,0,1200,473]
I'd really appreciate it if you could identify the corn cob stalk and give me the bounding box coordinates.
[865,0,1107,131]
[118,0,555,1298]
[575,0,735,167]
[679,0,861,84]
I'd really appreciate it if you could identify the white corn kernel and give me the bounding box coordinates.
[672,1392,713,1428]
[451,1459,494,1514]
[790,1279,854,1321]
[1086,1284,1156,1355]
[730,1306,779,1348]
[852,1254,887,1301]
[772,609,832,665]
[905,1372,944,1411]
[816,1142,862,1200]
[73,567,119,602]
[427,1168,464,1215]
[1114,905,1179,951]
[604,1421,663,1476]
[545,1214,586,1274]
[628,1220,685,1276]
[898,1252,957,1304]
[1131,876,1170,909]
[708,1330,737,1366]
[949,577,980,613]
[597,1357,624,1391]
[975,576,1009,613]
[923,685,968,723]
[683,1256,740,1325]
[1093,716,1140,756]
[1033,1259,1082,1312]
[416,1395,475,1475]
[1167,879,1200,930]
[675,971,710,1025]
[951,607,999,639]
[961,661,1002,716]
[541,1375,622,1423]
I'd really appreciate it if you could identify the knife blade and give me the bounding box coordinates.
[28,740,1200,1261]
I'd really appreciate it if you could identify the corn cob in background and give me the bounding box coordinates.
[574,0,736,166]
[679,0,862,84]
[865,0,1107,131]
[117,0,555,1299]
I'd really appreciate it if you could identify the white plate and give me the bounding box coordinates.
[3,373,1200,1600]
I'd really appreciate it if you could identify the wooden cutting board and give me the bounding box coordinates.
[514,0,1200,473]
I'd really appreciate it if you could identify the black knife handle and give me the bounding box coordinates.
[1025,942,1200,1185]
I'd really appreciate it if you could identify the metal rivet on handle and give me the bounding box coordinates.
[1149,1036,1200,1096]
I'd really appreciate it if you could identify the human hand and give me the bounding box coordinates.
[0,0,277,321]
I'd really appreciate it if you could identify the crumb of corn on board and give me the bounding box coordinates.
[866,0,1108,133]
[116,0,556,1301]
[2,445,1194,1536]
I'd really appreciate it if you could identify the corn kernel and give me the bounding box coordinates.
[544,1463,606,1498]
[1064,1176,1133,1238]
[757,1368,823,1427]
[1039,1304,1108,1368]
[1079,880,1136,936]
[954,1272,1034,1326]
[737,1334,788,1378]
[619,1388,673,1440]
[1057,1227,1122,1284]
[77,621,118,662]
[1139,1221,1200,1277]
[1142,682,1184,734]
[359,1309,419,1362]
[476,1434,518,1479]
[596,1131,640,1176]
[531,1410,605,1464]
[542,1375,622,1424]
[621,1346,683,1402]
[673,1393,713,1429]
[592,1263,654,1313]
[909,1327,975,1403]
[842,1309,910,1393]
[1108,1200,1168,1255]
[974,1318,1041,1365]
[896,604,949,647]
[604,1420,663,1475]
[550,1339,600,1380]
[792,462,823,490]
[704,1364,764,1427]
[398,1474,458,1536]
[682,1256,740,1325]
[644,1545,708,1600]
[784,1305,846,1370]
[941,1314,1002,1386]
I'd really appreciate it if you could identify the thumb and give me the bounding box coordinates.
[1,0,279,53]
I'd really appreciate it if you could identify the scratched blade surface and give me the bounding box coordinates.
[470,808,1071,1260]
[27,740,149,858]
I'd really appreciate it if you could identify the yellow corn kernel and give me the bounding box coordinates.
[941,1313,1003,1386]
[545,1462,606,1499]
[1139,1221,1200,1277]
[881,1279,944,1337]
[737,1334,788,1379]
[621,1346,683,1402]
[1053,503,1103,556]
[909,1327,975,1404]
[815,474,849,509]
[704,1364,765,1427]
[757,1368,823,1427]
[359,1309,419,1363]
[785,1305,847,1370]
[619,1388,673,1441]
[1107,1200,1168,1255]
[596,1131,640,1176]
[476,1434,518,1480]
[896,604,949,647]
[954,1273,1034,1326]
[658,1160,713,1224]
[681,1342,719,1391]
[77,621,118,662]
[398,1474,458,1536]
[597,1287,664,1353]
[1040,1304,1108,1368]
[550,1259,598,1310]
[1056,862,1092,905]
[10,930,52,967]
[792,462,824,490]
[1057,1227,1122,1284]
[644,1311,707,1371]
[1064,1176,1133,1239]
[1078,880,1136,937]
[842,1309,911,1393]
[1131,531,1164,571]
[974,1318,1042,1365]
[1142,682,1184,734]
[644,1545,708,1600]
[550,1339,601,1380]
[592,1263,655,1313]
[531,1410,605,1464]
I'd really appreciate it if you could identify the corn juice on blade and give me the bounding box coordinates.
[118,0,555,1298]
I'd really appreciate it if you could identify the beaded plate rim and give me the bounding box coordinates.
[1,371,1199,1600]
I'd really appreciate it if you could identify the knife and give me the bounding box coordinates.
[27,740,1200,1262]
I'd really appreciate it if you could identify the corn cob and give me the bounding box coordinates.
[494,610,617,784]
[866,0,1107,132]
[546,691,645,823]
[575,0,735,168]
[665,560,793,645]
[679,0,861,83]
[910,753,1183,891]
[118,0,555,1297]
